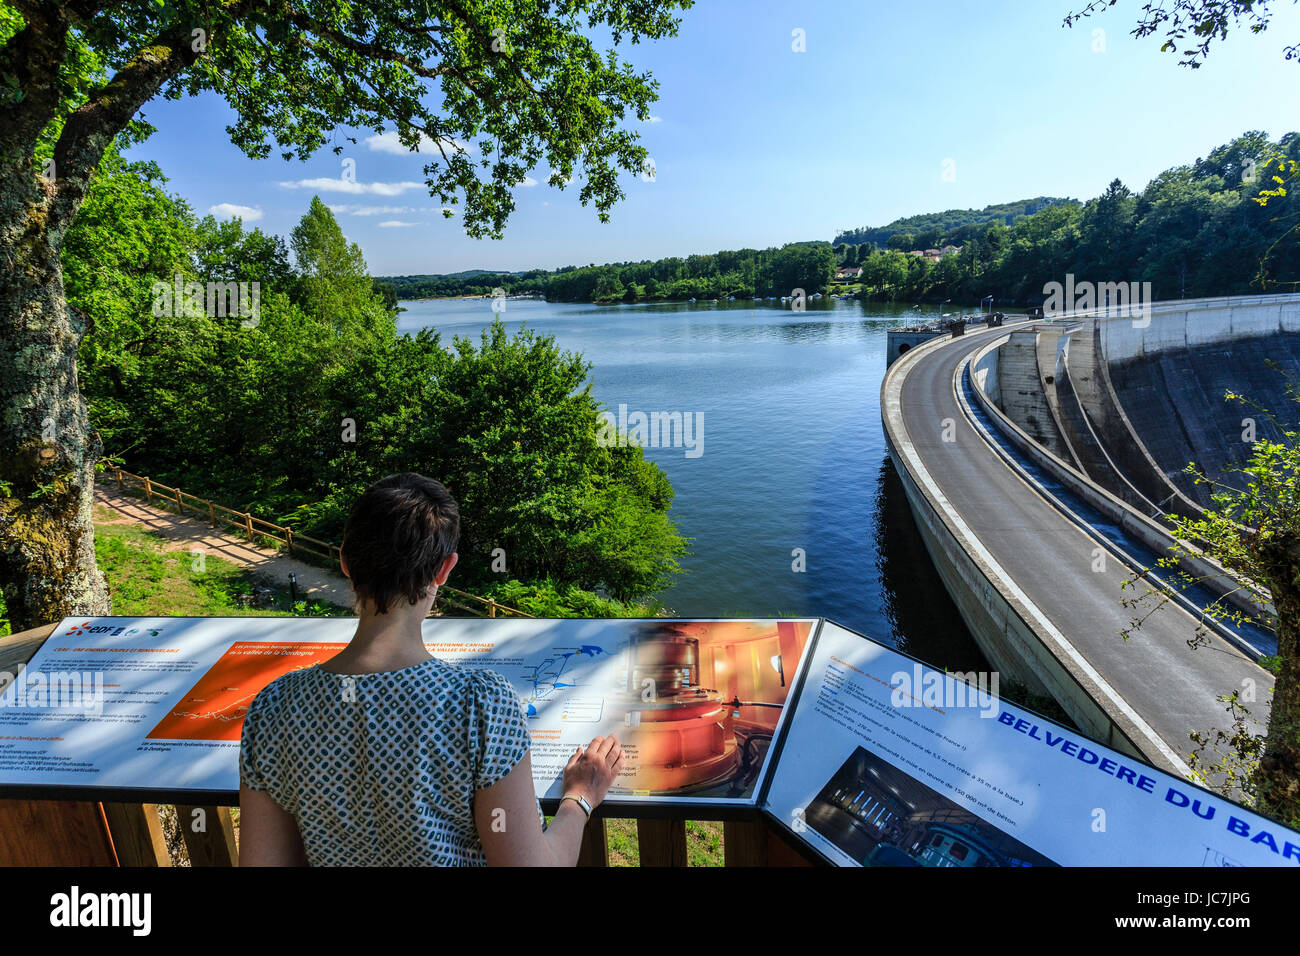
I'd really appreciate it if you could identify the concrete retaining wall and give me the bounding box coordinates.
[1094,293,1300,362]
[970,344,1000,406]
[968,336,1275,639]
[997,330,1068,457]
[886,328,947,366]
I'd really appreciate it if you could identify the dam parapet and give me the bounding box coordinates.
[882,294,1292,779]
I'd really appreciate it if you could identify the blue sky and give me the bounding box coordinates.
[125,0,1300,275]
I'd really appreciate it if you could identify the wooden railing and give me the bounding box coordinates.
[104,466,532,619]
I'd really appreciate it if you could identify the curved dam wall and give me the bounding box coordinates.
[1097,295,1300,511]
[991,295,1300,516]
[1108,331,1300,509]
[882,295,1296,777]
[882,327,1160,767]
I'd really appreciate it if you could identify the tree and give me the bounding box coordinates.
[291,196,367,281]
[1121,379,1300,826]
[406,320,685,598]
[0,0,689,632]
[1072,178,1136,280]
[1064,0,1299,68]
[592,270,626,302]
[291,196,377,327]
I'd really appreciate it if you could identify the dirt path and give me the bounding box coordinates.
[94,486,355,608]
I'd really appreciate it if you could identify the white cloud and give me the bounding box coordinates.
[209,203,263,221]
[517,176,537,187]
[364,130,473,156]
[278,177,425,196]
[647,115,663,123]
[378,220,419,228]
[329,203,418,216]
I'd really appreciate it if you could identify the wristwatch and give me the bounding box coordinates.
[560,793,592,820]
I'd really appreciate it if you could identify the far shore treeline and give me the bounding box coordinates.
[381,132,1300,308]
[4,130,1296,635]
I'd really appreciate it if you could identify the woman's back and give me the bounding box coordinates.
[239,657,540,866]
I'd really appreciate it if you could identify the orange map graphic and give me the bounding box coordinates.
[148,641,348,741]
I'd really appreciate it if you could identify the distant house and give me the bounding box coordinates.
[907,246,962,264]
[836,265,863,280]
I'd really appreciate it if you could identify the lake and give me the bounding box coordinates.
[398,296,988,673]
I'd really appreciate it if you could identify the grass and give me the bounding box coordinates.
[93,507,350,619]
[549,818,725,866]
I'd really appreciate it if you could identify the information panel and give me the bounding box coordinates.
[763,621,1300,867]
[0,615,816,807]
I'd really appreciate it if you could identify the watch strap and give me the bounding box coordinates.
[560,793,592,819]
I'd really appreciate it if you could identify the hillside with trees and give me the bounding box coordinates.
[844,132,1300,306]
[383,132,1299,312]
[833,197,1075,250]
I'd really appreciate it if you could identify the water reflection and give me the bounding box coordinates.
[400,296,984,674]
[872,458,985,671]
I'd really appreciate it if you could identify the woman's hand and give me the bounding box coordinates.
[561,734,625,808]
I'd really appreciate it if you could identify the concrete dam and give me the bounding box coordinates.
[882,293,1300,779]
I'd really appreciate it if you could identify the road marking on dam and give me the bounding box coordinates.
[883,327,1192,778]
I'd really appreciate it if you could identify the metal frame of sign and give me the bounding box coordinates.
[0,616,823,819]
[758,618,1300,867]
[6,614,1296,865]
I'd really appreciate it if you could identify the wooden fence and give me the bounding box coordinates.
[106,466,532,620]
[40,471,816,866]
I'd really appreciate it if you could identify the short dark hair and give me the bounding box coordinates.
[340,473,460,614]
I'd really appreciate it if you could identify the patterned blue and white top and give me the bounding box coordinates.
[239,657,539,866]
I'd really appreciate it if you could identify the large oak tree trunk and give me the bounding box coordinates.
[0,5,206,631]
[0,153,109,631]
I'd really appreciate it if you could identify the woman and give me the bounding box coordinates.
[239,472,624,865]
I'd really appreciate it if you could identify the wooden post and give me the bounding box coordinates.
[208,501,216,527]
[0,627,121,867]
[0,800,119,865]
[488,599,496,619]
[102,803,171,867]
[285,527,293,555]
[637,818,688,867]
[174,487,183,516]
[115,467,123,490]
[244,513,254,541]
[576,818,609,867]
[724,819,769,866]
[143,476,152,504]
[174,805,239,866]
